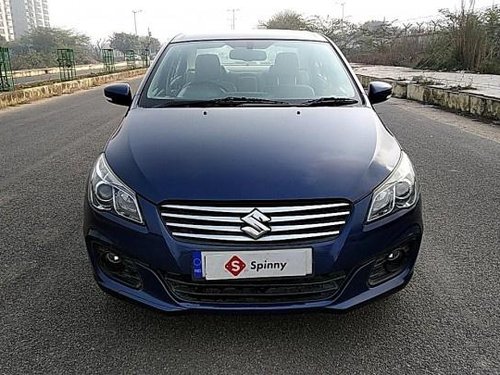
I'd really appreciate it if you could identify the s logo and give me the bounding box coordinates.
[224,255,246,277]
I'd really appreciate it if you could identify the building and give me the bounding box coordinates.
[0,0,15,41]
[0,0,49,42]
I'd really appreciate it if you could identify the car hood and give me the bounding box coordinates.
[105,107,400,204]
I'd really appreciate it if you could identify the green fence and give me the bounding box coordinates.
[125,50,137,69]
[57,48,76,81]
[0,47,14,92]
[101,49,115,73]
[141,49,150,68]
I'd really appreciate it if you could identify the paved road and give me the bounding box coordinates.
[0,79,499,374]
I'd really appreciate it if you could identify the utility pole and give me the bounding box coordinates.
[338,2,346,27]
[227,8,240,30]
[336,2,346,36]
[132,9,142,35]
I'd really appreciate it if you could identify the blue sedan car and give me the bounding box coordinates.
[84,30,423,312]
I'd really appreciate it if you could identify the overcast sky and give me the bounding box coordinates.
[49,0,497,42]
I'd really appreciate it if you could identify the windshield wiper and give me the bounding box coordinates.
[299,97,359,107]
[153,97,291,108]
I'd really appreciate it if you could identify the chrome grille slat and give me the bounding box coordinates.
[166,223,243,232]
[161,211,350,223]
[159,200,351,244]
[161,213,242,223]
[271,221,345,232]
[268,211,350,222]
[165,221,346,232]
[161,202,349,213]
[172,231,341,242]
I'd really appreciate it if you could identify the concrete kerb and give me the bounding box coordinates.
[11,62,129,78]
[0,68,146,110]
[357,73,500,121]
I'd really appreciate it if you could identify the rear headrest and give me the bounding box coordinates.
[273,52,300,75]
[195,54,222,80]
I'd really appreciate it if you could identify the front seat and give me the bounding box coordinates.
[195,54,222,80]
[193,54,236,92]
[268,52,301,85]
[267,52,315,98]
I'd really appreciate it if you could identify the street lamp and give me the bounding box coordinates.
[336,2,346,36]
[336,2,346,24]
[227,8,240,30]
[132,9,142,35]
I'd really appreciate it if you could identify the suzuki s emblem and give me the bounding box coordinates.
[241,209,271,239]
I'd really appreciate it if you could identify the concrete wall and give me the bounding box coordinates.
[358,74,500,122]
[0,68,146,110]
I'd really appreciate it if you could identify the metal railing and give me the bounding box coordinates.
[0,47,150,91]
[0,47,14,92]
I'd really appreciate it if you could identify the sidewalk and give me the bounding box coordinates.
[351,63,500,100]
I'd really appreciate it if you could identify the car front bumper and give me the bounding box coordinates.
[83,193,423,313]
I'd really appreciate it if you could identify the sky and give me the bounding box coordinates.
[49,0,497,42]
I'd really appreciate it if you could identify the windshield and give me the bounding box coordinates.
[139,39,360,107]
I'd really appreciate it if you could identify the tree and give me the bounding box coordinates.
[260,6,500,74]
[91,38,108,61]
[420,3,500,73]
[109,32,140,54]
[259,10,312,30]
[139,36,161,54]
[7,27,93,69]
[479,5,500,73]
[309,15,359,52]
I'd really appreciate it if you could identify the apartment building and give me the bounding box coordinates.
[0,0,49,41]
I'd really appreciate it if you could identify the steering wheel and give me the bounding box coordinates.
[178,81,227,98]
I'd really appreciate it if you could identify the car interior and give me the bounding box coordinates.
[146,41,356,101]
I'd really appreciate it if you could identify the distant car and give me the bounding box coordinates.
[84,30,423,313]
[134,53,144,61]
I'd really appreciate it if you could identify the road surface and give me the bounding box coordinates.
[0,78,499,374]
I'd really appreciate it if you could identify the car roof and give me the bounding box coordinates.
[170,30,328,43]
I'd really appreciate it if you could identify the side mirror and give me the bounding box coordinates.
[104,83,132,106]
[368,81,393,105]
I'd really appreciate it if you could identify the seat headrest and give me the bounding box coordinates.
[195,54,222,80]
[273,52,300,75]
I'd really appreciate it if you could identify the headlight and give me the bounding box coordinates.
[89,154,144,224]
[367,152,419,222]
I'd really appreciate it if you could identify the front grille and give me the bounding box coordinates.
[164,272,346,304]
[159,200,352,244]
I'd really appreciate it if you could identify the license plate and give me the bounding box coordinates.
[193,249,312,280]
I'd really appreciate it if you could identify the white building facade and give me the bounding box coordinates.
[0,0,49,41]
